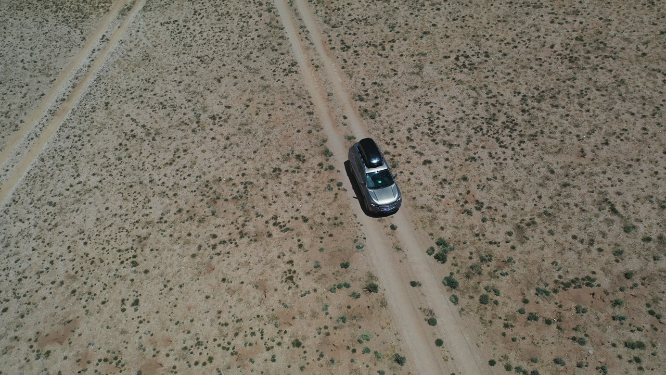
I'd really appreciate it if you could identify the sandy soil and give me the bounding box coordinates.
[1,0,665,374]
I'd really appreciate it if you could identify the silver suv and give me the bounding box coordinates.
[348,138,401,214]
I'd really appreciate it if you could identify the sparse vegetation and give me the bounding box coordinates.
[2,0,665,373]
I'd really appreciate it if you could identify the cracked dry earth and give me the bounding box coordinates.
[1,0,666,375]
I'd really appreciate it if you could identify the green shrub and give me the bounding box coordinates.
[571,336,587,346]
[489,359,496,366]
[553,357,565,366]
[449,295,459,305]
[435,339,443,347]
[364,282,379,293]
[340,262,350,269]
[427,318,437,326]
[393,353,407,366]
[442,274,459,289]
[436,238,451,251]
[527,312,539,321]
[434,252,448,264]
[292,339,302,348]
[625,341,646,350]
[426,246,435,256]
[479,294,490,305]
[612,314,626,322]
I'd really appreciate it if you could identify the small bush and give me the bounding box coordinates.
[364,282,379,293]
[434,252,448,264]
[612,314,627,322]
[625,341,646,350]
[427,318,437,326]
[571,336,587,346]
[624,271,635,279]
[449,294,459,305]
[292,339,302,348]
[527,312,539,321]
[553,357,566,366]
[489,359,496,366]
[426,246,435,256]
[611,299,624,307]
[435,339,443,347]
[575,305,588,314]
[393,353,407,366]
[435,238,451,251]
[442,274,459,289]
[479,294,490,305]
[390,224,398,230]
[518,307,526,314]
[340,262,350,269]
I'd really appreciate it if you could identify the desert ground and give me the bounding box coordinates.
[1,0,664,374]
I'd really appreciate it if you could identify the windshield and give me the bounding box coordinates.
[365,169,394,189]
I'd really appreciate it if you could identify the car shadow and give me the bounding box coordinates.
[344,161,393,218]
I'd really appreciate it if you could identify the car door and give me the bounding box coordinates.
[351,148,364,190]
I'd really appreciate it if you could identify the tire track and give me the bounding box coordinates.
[0,0,130,170]
[0,0,146,205]
[275,0,491,374]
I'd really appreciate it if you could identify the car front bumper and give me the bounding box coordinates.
[368,199,401,214]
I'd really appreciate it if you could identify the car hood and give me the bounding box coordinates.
[368,184,400,205]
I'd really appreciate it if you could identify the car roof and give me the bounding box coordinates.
[359,138,383,168]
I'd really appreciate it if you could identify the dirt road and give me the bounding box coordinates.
[0,0,129,174]
[0,0,146,204]
[275,0,491,373]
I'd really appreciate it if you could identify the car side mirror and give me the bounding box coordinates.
[392,173,398,179]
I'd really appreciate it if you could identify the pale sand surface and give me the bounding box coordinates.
[1,0,665,374]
